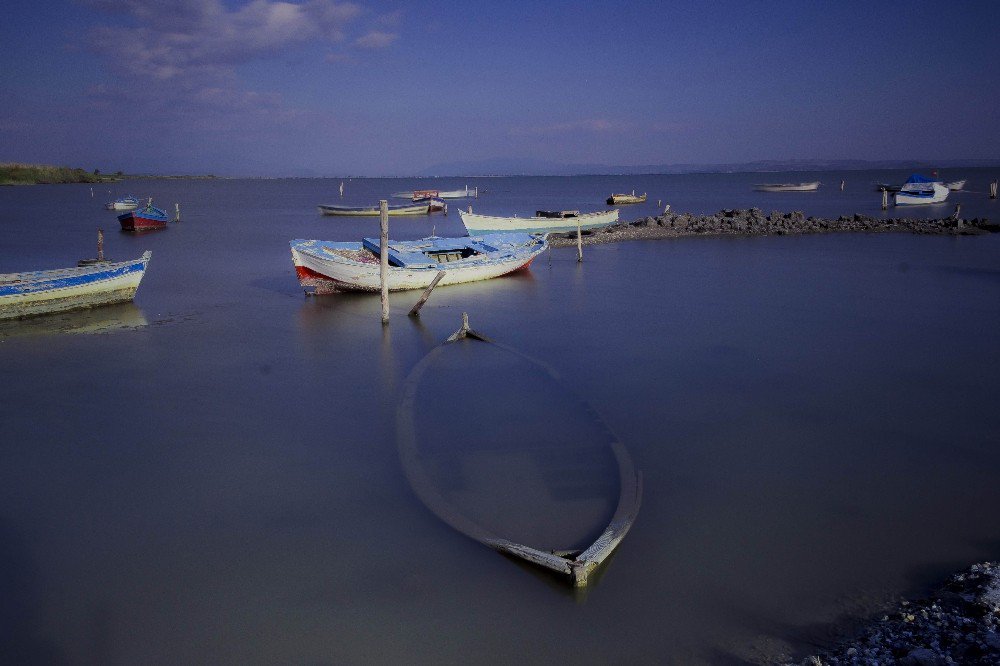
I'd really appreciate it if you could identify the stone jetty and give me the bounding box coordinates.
[548,208,998,248]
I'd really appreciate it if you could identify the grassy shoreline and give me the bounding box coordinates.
[0,163,126,186]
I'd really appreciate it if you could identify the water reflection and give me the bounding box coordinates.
[0,303,148,339]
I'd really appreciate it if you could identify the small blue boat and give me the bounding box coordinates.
[118,199,169,231]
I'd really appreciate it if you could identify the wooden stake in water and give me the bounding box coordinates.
[97,228,104,261]
[339,181,344,198]
[881,188,888,210]
[380,200,390,325]
[174,203,180,222]
[840,180,845,191]
[991,181,998,199]
[408,271,445,317]
[576,220,583,262]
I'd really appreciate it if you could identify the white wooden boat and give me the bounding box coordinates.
[317,202,431,216]
[393,186,478,199]
[606,191,647,205]
[894,174,949,205]
[1,251,152,320]
[104,195,140,210]
[945,180,966,191]
[459,209,618,235]
[290,233,546,294]
[754,181,820,192]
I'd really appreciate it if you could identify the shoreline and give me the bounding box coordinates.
[548,208,998,247]
[785,561,999,665]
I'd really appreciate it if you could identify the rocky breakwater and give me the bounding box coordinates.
[548,208,999,248]
[790,561,1000,665]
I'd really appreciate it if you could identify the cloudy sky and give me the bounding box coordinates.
[2,0,998,176]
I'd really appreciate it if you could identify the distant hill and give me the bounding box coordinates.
[0,163,122,185]
[421,157,1000,177]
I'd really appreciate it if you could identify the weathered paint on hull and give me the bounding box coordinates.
[119,215,167,231]
[292,251,538,294]
[0,252,151,320]
[459,209,618,235]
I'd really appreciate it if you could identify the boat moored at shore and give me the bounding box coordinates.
[290,233,546,294]
[606,191,647,205]
[317,202,432,216]
[1,251,152,320]
[105,195,140,211]
[459,209,619,235]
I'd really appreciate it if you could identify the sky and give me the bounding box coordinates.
[1,0,998,176]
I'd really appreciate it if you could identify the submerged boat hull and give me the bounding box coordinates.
[459,209,618,235]
[606,193,647,205]
[290,234,547,293]
[0,252,152,320]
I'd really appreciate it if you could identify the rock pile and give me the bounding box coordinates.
[548,208,998,247]
[791,562,1000,665]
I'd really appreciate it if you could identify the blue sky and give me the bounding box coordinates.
[1,0,998,176]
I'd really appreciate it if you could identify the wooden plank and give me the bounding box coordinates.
[379,200,389,324]
[408,271,445,317]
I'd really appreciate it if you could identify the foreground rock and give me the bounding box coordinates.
[788,562,1000,665]
[548,208,998,247]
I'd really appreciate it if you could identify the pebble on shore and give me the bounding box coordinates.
[786,562,1000,666]
[547,207,998,248]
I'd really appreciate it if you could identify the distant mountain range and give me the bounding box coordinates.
[420,157,1000,177]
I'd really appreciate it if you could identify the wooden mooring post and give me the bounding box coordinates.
[97,228,104,261]
[991,180,998,199]
[339,181,344,197]
[576,220,583,262]
[408,271,445,317]
[881,188,888,210]
[174,203,180,222]
[379,200,390,325]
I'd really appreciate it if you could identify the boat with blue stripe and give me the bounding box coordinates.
[894,174,949,205]
[1,251,152,320]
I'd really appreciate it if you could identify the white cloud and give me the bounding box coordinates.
[354,30,398,49]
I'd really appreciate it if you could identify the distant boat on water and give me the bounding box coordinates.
[118,199,169,231]
[317,202,432,216]
[945,180,966,191]
[754,182,820,192]
[290,233,547,294]
[105,195,140,211]
[894,174,949,205]
[606,191,647,205]
[1,251,152,320]
[393,186,478,200]
[458,209,619,235]
[874,182,902,193]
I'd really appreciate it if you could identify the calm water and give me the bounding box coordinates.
[1,171,999,664]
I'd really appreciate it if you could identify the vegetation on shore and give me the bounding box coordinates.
[0,163,124,186]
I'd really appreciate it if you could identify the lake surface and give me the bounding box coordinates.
[2,171,999,664]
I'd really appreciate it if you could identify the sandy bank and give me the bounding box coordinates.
[547,208,998,247]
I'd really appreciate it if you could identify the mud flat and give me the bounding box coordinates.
[548,208,999,247]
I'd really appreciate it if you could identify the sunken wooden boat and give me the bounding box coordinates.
[458,209,618,235]
[290,233,546,294]
[118,199,169,231]
[753,181,820,192]
[0,251,152,320]
[104,194,140,211]
[606,191,647,205]
[397,317,642,587]
[317,202,431,216]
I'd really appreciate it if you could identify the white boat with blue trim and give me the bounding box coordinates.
[104,194,141,211]
[290,233,546,294]
[458,208,619,235]
[894,174,949,205]
[1,251,152,320]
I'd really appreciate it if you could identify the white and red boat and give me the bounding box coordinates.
[290,233,546,294]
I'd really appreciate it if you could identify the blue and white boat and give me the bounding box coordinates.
[290,233,546,294]
[894,174,949,205]
[1,251,152,320]
[458,208,619,235]
[105,194,141,211]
